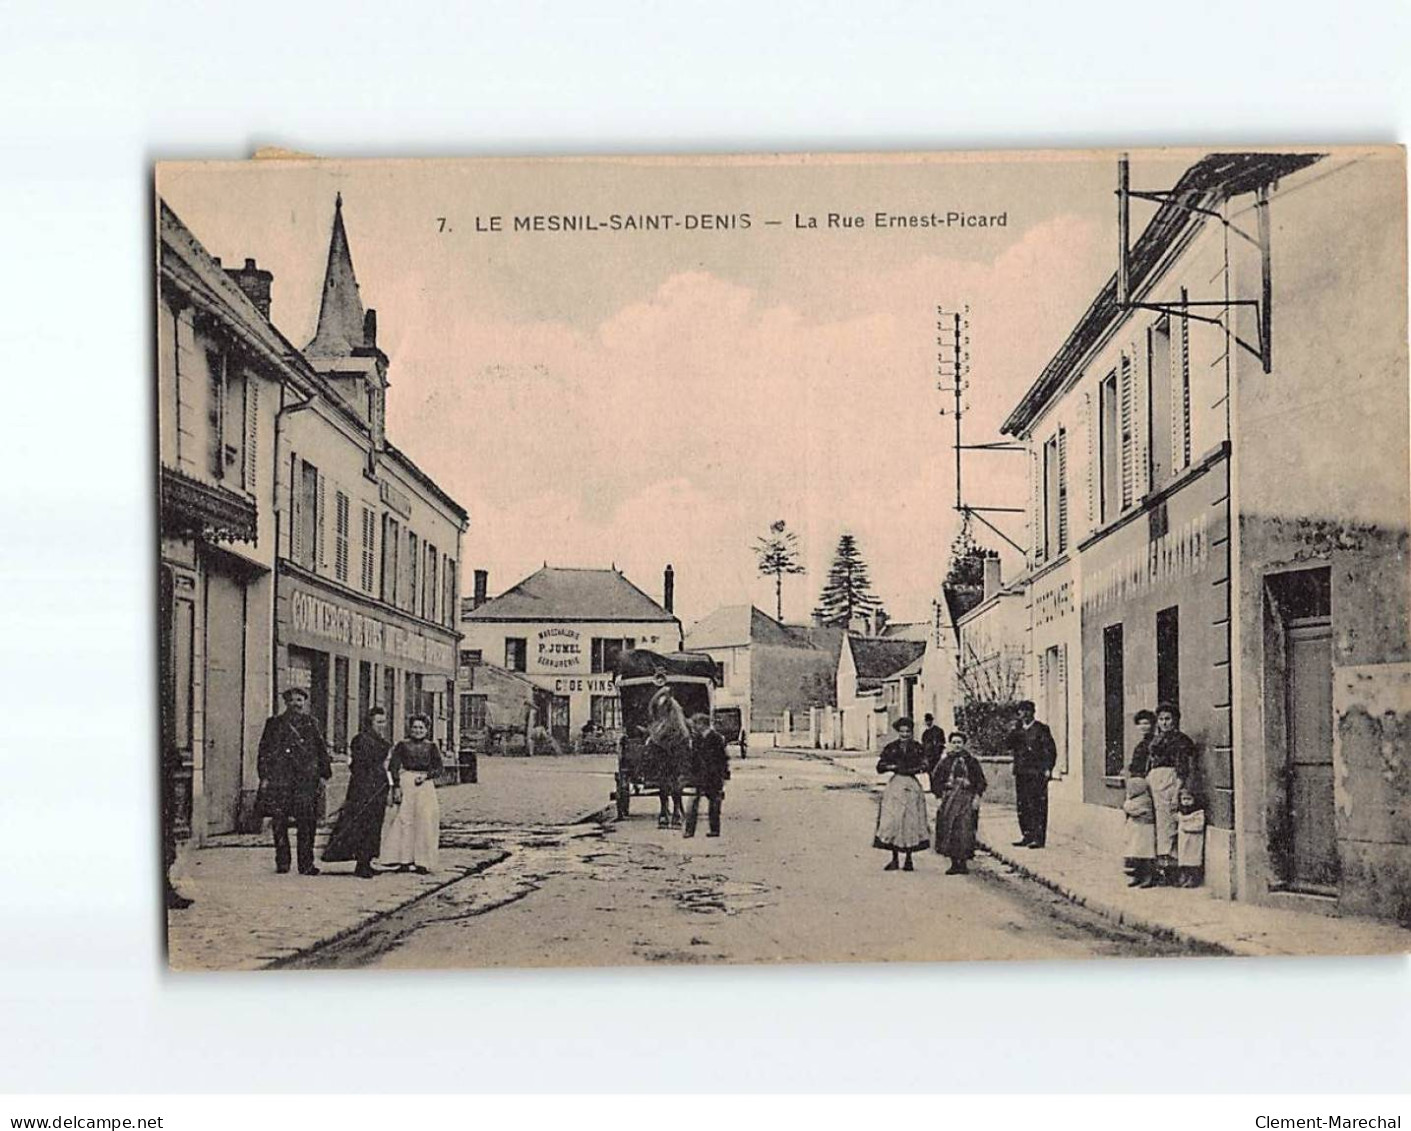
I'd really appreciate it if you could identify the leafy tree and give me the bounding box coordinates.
[813,533,884,627]
[753,519,806,622]
[941,514,998,620]
[943,514,998,589]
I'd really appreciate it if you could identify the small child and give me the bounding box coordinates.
[1122,775,1157,888]
[1176,788,1206,888]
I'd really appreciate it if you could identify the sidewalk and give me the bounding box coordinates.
[975,800,1411,958]
[166,754,620,971]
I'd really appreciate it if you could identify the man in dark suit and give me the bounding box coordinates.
[1006,700,1057,848]
[920,713,946,777]
[684,713,730,838]
[257,686,332,875]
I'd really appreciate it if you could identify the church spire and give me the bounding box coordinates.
[305,193,367,358]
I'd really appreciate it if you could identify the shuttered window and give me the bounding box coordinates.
[1130,339,1148,502]
[1083,390,1097,536]
[360,506,376,593]
[334,490,350,583]
[244,380,258,492]
[381,514,400,605]
[1119,351,1134,511]
[315,472,327,571]
[1056,427,1069,554]
[1172,289,1192,472]
[1030,447,1045,567]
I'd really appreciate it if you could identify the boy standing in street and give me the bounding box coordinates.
[685,713,729,838]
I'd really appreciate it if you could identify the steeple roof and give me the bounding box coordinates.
[305,193,367,359]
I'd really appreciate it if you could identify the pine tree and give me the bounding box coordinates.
[813,533,884,627]
[753,519,806,622]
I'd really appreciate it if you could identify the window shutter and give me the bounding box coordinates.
[1173,294,1191,472]
[334,490,350,583]
[289,452,302,562]
[1119,352,1134,511]
[1057,642,1067,689]
[1082,389,1097,536]
[315,473,327,571]
[1030,445,1045,566]
[1057,427,1069,554]
[244,380,258,492]
[362,507,376,593]
[1038,647,1049,699]
[1131,338,1148,501]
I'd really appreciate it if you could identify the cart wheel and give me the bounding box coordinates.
[616,773,631,818]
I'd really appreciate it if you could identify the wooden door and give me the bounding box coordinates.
[1286,621,1337,890]
[202,570,246,835]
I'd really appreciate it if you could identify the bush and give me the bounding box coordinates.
[953,699,1018,761]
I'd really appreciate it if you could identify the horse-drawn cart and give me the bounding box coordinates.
[610,648,716,819]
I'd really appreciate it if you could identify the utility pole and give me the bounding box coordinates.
[936,303,1027,554]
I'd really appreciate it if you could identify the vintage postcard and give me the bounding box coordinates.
[155,146,1410,970]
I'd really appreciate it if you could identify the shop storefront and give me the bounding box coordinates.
[1079,449,1233,888]
[277,567,459,766]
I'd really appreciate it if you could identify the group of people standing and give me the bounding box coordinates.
[873,700,1061,875]
[255,685,446,879]
[873,714,989,875]
[643,676,731,838]
[1121,704,1205,888]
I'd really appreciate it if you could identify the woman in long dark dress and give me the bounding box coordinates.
[323,707,392,878]
[931,731,988,874]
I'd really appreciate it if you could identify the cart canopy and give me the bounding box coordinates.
[615,648,716,683]
[615,649,716,732]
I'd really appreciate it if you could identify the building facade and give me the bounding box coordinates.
[158,205,292,842]
[460,566,682,747]
[158,195,467,840]
[275,197,467,770]
[685,604,835,734]
[1001,150,1409,918]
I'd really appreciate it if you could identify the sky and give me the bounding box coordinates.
[157,150,1193,627]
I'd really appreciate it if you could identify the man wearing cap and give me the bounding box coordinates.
[920,712,946,778]
[257,686,332,875]
[1006,700,1057,849]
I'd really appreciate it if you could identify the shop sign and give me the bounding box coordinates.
[534,627,583,671]
[1034,575,1074,628]
[552,676,617,694]
[1083,512,1210,614]
[289,586,455,671]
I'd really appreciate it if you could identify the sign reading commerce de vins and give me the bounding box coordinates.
[290,587,455,670]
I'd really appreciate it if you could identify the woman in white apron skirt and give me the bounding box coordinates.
[873,717,931,871]
[382,713,444,874]
[1146,703,1200,886]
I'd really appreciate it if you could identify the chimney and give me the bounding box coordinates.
[982,556,1003,602]
[473,569,488,609]
[363,308,378,349]
[811,611,825,628]
[875,609,888,635]
[225,257,273,319]
[663,564,675,614]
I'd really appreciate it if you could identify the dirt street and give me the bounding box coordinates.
[290,750,1211,969]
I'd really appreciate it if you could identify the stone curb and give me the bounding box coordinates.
[976,835,1239,957]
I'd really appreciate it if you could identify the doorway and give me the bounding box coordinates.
[1266,566,1337,893]
[1285,620,1337,890]
[203,569,247,835]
